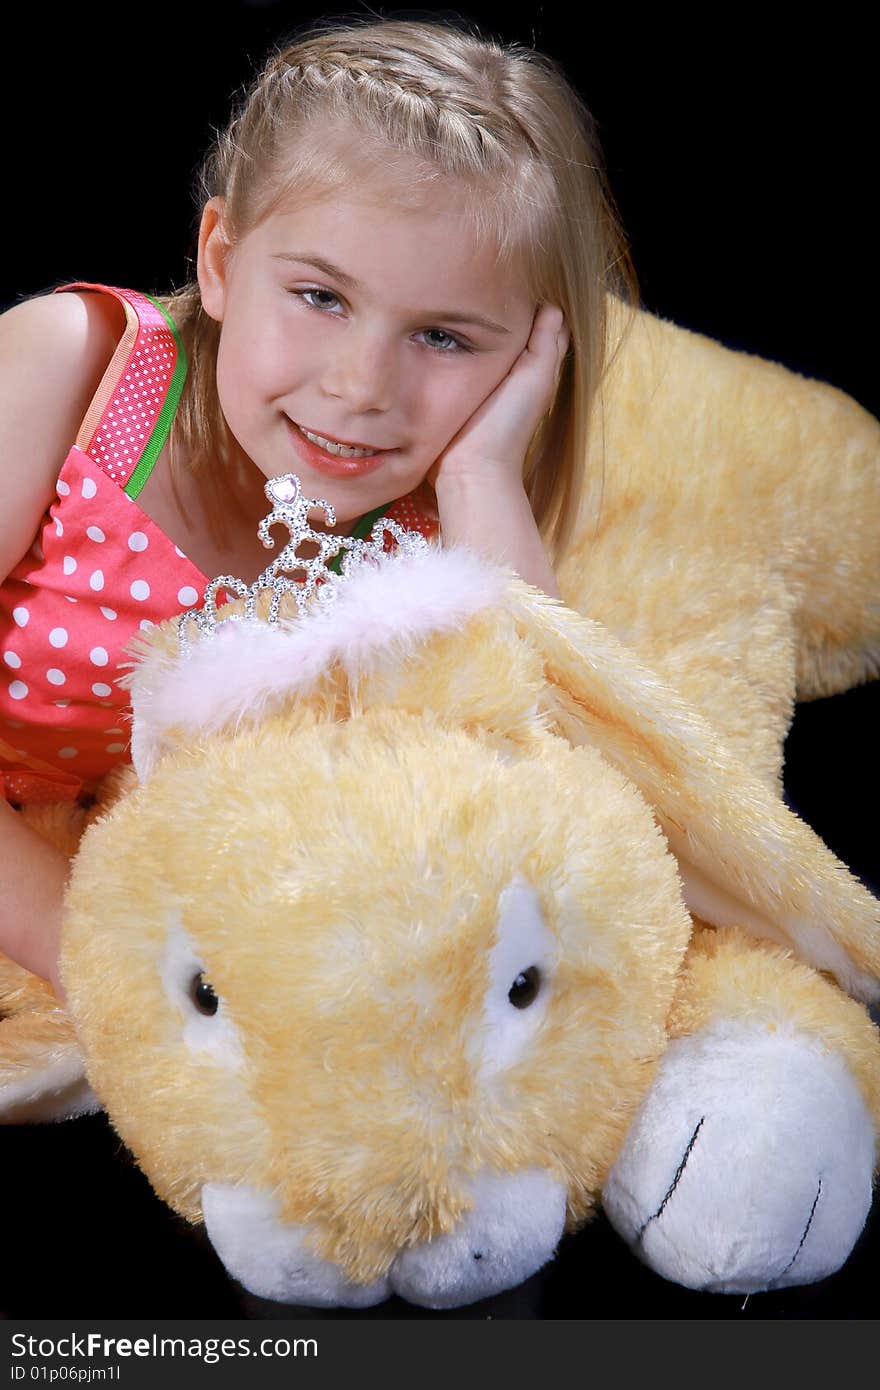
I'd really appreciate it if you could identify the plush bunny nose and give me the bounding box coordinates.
[388,1168,567,1308]
[201,1167,566,1309]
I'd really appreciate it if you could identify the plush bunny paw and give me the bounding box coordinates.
[602,1020,876,1292]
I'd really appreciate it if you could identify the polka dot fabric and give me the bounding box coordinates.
[73,285,179,488]
[0,444,211,803]
[383,486,439,546]
[0,285,439,804]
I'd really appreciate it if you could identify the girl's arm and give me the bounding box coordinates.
[0,289,124,991]
[428,302,568,601]
[0,290,125,582]
[0,799,69,993]
[434,471,561,599]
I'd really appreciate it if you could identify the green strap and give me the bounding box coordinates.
[326,501,394,574]
[124,295,189,499]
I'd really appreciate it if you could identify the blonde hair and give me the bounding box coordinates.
[160,14,640,563]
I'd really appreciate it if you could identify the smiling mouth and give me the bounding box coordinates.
[292,421,392,457]
[285,419,392,479]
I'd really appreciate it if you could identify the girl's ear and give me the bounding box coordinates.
[508,580,880,1004]
[197,197,232,322]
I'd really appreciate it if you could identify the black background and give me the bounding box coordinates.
[2,2,877,1319]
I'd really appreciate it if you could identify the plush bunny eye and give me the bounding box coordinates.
[476,879,554,1079]
[508,966,541,1010]
[191,972,219,1016]
[162,921,244,1069]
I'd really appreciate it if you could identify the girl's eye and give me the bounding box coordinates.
[418,327,471,354]
[295,289,471,354]
[299,287,342,313]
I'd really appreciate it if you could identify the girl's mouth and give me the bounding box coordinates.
[286,419,393,478]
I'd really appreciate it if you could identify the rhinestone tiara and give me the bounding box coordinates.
[178,473,430,646]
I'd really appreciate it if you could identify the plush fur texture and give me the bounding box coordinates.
[124,547,510,781]
[2,299,878,1305]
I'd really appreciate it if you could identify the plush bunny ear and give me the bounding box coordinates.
[507,580,880,1004]
[0,959,98,1123]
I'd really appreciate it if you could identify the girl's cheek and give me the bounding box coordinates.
[455,363,507,421]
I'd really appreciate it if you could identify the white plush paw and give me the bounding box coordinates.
[602,1021,876,1293]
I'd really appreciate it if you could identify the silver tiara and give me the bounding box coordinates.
[178,473,429,646]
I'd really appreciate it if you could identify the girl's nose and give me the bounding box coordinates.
[320,330,398,415]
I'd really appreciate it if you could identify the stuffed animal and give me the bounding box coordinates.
[2,298,878,1309]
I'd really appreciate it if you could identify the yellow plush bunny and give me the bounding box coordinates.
[2,299,878,1308]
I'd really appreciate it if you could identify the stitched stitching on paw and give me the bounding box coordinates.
[778,1176,823,1279]
[637,1115,705,1242]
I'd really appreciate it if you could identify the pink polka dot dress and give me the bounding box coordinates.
[0,284,439,805]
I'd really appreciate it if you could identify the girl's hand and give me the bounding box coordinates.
[427,302,569,490]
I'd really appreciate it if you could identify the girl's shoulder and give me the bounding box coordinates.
[0,288,125,582]
[0,287,125,416]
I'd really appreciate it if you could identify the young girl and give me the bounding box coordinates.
[0,16,638,990]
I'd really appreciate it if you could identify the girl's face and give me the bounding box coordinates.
[198,184,537,528]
